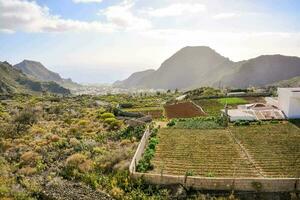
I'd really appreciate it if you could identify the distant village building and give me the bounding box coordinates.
[277,88,300,119]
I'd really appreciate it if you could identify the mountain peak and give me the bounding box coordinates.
[115,46,300,90]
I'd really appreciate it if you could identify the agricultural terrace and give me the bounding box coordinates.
[164,102,206,119]
[193,97,252,116]
[230,122,300,178]
[193,99,223,116]
[217,97,248,105]
[123,107,163,119]
[150,122,300,178]
[151,129,259,177]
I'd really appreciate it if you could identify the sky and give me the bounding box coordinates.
[0,0,300,83]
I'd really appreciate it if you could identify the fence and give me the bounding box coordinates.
[129,129,300,192]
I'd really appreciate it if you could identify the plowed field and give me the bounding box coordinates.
[164,102,206,119]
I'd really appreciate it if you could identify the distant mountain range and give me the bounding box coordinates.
[0,61,70,95]
[114,46,300,90]
[14,60,80,89]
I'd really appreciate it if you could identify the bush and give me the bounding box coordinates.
[104,117,117,124]
[13,107,38,135]
[100,113,115,120]
[20,151,41,165]
[167,120,176,127]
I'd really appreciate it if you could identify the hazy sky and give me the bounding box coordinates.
[1,0,300,83]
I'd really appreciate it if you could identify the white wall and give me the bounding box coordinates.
[278,88,300,119]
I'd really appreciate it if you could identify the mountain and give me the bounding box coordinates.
[113,69,155,88]
[221,55,300,88]
[14,60,80,89]
[269,76,300,87]
[115,46,300,90]
[0,61,70,95]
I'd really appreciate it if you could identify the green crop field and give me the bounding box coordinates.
[230,123,300,178]
[217,97,248,105]
[150,123,300,178]
[151,129,259,177]
[193,99,223,116]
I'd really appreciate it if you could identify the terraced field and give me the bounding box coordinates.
[151,129,259,177]
[193,99,223,116]
[151,123,300,178]
[230,123,300,178]
[123,107,163,119]
[164,102,206,119]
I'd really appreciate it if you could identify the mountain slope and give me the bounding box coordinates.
[221,55,300,88]
[113,69,155,88]
[115,47,300,90]
[0,61,70,95]
[14,60,80,89]
[114,46,234,90]
[269,76,300,87]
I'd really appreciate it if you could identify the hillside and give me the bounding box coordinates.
[115,46,234,90]
[115,47,300,90]
[221,55,300,88]
[14,60,80,89]
[269,76,300,87]
[0,61,70,95]
[113,69,155,88]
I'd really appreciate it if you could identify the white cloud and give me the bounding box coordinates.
[100,1,152,30]
[140,29,300,61]
[213,13,238,20]
[212,12,261,20]
[73,0,103,3]
[144,3,206,17]
[0,0,114,33]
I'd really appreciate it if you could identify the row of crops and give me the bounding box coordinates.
[150,129,260,177]
[149,123,300,178]
[230,123,300,178]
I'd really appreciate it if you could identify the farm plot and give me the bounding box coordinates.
[217,97,248,105]
[230,123,300,178]
[151,129,259,177]
[164,102,206,119]
[123,107,163,119]
[193,99,223,116]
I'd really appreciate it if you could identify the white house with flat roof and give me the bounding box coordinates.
[278,88,300,119]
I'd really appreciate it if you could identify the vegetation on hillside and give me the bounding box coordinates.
[0,61,70,95]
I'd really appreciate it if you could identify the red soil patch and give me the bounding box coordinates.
[164,102,206,119]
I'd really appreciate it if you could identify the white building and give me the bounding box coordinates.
[278,88,300,119]
[223,103,285,122]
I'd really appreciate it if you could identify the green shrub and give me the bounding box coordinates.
[167,120,176,127]
[101,113,115,119]
[104,117,117,124]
